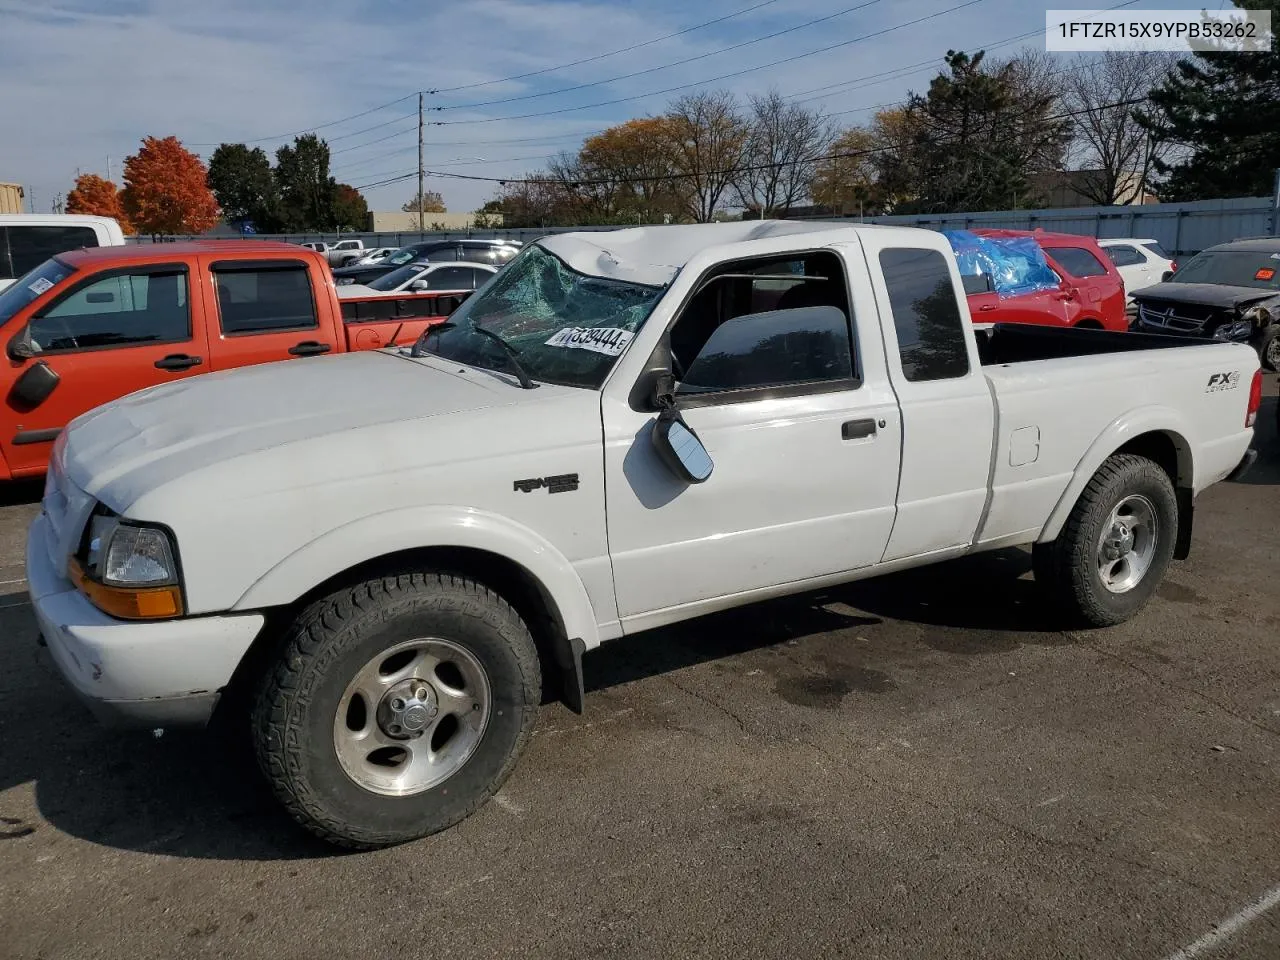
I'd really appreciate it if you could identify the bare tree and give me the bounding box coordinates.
[664,90,751,223]
[734,89,834,218]
[1062,51,1179,205]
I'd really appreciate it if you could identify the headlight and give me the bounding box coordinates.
[1242,305,1271,324]
[1212,321,1252,341]
[72,508,184,619]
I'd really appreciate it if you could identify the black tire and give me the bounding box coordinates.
[1258,326,1280,372]
[1032,453,1177,628]
[251,573,541,849]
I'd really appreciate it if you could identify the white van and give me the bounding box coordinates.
[0,215,127,291]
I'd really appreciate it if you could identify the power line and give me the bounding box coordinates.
[354,96,1150,190]
[346,0,1148,186]
[434,0,891,111]
[185,0,785,147]
[429,0,786,94]
[186,93,419,148]
[430,0,990,126]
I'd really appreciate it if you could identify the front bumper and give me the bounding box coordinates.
[25,511,265,729]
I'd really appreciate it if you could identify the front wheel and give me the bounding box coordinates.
[1033,453,1178,627]
[251,573,541,849]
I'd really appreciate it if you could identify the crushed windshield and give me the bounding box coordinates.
[411,243,665,389]
[1170,250,1280,290]
[0,258,75,326]
[368,263,425,291]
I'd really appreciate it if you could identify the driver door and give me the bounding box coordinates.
[600,244,902,629]
[1,263,206,477]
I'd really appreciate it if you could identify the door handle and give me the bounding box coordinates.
[842,418,878,440]
[979,304,996,312]
[289,341,333,356]
[154,353,203,371]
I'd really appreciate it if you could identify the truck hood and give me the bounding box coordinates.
[1129,282,1280,310]
[62,349,574,505]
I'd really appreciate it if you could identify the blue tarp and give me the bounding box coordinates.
[942,230,1060,298]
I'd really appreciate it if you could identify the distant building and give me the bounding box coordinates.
[1031,170,1159,207]
[0,182,25,214]
[368,210,503,231]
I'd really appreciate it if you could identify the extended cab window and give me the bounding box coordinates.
[1104,245,1144,267]
[879,248,970,382]
[1045,246,1109,278]
[27,266,190,352]
[212,261,318,335]
[669,251,855,402]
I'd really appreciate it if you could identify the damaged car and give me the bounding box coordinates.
[1130,238,1280,371]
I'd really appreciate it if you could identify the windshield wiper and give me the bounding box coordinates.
[409,321,537,389]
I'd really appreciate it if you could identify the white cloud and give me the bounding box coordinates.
[0,0,1091,221]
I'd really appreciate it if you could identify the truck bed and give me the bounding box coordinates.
[974,322,1212,366]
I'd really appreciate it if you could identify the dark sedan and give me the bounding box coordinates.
[331,239,523,286]
[1130,237,1280,370]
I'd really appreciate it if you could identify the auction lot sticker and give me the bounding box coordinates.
[545,327,634,356]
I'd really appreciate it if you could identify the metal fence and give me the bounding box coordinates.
[125,194,1280,258]
[844,194,1278,257]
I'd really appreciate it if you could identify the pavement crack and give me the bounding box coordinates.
[1084,640,1280,738]
[663,674,751,738]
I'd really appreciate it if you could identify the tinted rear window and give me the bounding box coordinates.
[1141,241,1171,260]
[1044,246,1110,278]
[2,225,100,279]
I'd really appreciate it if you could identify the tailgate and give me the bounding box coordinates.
[340,292,466,350]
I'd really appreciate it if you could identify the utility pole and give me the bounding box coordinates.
[106,156,112,182]
[418,92,425,234]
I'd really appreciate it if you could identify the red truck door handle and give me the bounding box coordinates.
[979,304,996,312]
[154,353,203,371]
[289,341,333,356]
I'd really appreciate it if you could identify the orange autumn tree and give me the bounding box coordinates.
[121,136,220,236]
[66,174,133,233]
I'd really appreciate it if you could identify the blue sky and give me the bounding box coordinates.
[0,0,1210,218]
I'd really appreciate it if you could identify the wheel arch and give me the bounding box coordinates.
[227,507,601,715]
[1038,408,1195,551]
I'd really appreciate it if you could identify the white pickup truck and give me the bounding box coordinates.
[25,221,1262,849]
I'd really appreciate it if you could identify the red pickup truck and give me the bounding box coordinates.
[0,241,466,480]
[960,229,1128,332]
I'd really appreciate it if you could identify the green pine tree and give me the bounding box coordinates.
[1136,1,1280,200]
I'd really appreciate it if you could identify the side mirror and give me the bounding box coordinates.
[1161,270,1174,282]
[651,405,713,484]
[7,335,35,362]
[8,360,60,410]
[411,279,430,291]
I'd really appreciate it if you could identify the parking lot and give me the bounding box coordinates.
[0,383,1275,960]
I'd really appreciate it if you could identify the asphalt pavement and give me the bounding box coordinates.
[1,382,1278,960]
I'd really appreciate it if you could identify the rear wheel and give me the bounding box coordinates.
[1259,326,1280,372]
[251,573,541,849]
[1033,454,1177,627]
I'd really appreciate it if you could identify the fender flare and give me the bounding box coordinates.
[232,505,602,653]
[1037,405,1195,544]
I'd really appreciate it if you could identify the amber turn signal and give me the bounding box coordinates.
[68,558,184,620]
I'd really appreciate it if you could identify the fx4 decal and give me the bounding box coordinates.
[1205,371,1241,393]
[514,473,580,494]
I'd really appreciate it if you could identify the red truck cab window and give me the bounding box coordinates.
[205,259,335,369]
